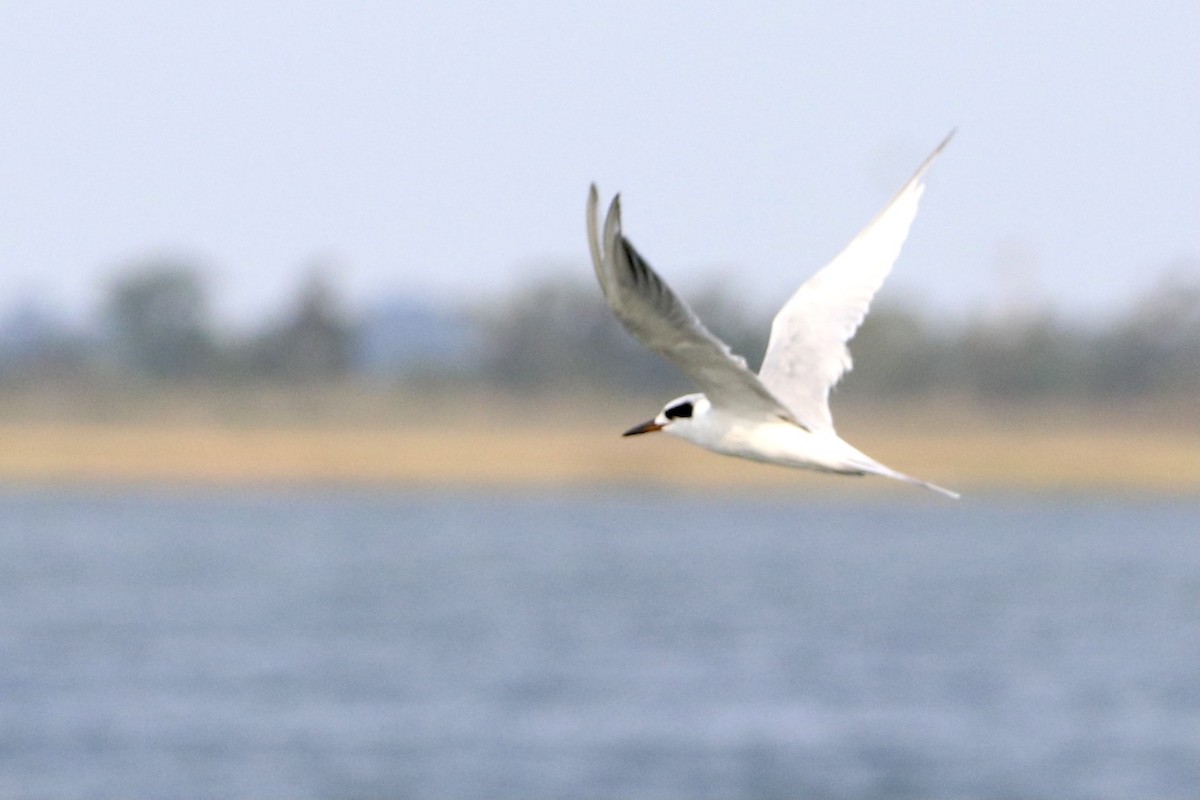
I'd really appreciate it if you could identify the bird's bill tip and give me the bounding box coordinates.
[622,419,663,436]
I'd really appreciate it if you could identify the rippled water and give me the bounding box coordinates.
[1,488,1196,798]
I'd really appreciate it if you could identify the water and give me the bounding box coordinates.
[0,488,1196,799]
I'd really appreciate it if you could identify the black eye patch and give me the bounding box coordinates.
[664,401,693,420]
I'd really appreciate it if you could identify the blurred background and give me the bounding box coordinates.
[0,2,1196,798]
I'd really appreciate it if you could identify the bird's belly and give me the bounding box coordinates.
[712,423,864,474]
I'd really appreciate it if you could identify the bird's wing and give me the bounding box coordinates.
[588,186,796,422]
[758,132,953,432]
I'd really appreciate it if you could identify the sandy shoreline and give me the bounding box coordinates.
[1,412,1195,494]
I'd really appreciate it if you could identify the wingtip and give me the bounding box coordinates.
[587,184,605,276]
[937,128,957,152]
[904,129,957,187]
[587,183,600,223]
[604,193,623,239]
[587,186,621,219]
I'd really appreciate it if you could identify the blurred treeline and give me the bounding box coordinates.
[1,259,1197,402]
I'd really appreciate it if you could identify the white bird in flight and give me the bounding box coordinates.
[587,132,959,499]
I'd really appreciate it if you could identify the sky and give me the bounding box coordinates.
[0,1,1197,327]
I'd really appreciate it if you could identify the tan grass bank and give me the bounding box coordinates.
[0,390,1194,494]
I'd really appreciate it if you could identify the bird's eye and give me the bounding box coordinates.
[664,401,693,420]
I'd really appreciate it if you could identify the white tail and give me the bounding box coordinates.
[854,458,961,499]
[889,470,961,500]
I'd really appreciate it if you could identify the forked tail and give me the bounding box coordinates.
[884,470,960,500]
[854,458,960,499]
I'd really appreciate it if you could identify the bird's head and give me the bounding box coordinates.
[623,393,706,438]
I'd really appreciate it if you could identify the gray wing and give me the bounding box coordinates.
[758,131,954,432]
[588,186,796,422]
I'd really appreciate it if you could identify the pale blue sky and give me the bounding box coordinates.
[0,1,1196,325]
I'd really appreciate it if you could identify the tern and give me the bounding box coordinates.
[587,132,959,498]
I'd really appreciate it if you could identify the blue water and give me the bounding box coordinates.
[0,488,1196,799]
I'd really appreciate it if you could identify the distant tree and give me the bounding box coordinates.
[103,261,217,379]
[956,312,1088,397]
[0,303,93,380]
[837,304,947,397]
[1090,271,1200,394]
[475,275,690,392]
[686,281,771,371]
[254,270,354,380]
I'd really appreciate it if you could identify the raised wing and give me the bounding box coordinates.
[588,186,795,422]
[758,132,954,432]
